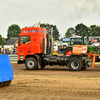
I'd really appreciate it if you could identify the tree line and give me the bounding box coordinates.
[7,23,60,40]
[0,23,100,44]
[65,23,100,38]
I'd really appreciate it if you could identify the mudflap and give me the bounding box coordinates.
[0,55,13,83]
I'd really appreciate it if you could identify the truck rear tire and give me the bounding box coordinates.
[68,58,83,71]
[25,57,37,70]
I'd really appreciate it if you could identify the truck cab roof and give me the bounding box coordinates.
[19,27,47,36]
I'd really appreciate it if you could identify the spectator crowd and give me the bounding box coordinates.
[0,47,17,55]
[57,45,67,54]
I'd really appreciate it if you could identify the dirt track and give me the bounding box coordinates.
[1,63,100,100]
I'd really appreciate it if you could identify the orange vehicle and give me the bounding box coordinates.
[17,27,49,69]
[17,27,47,55]
[17,26,94,71]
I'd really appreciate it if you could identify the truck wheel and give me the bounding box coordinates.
[25,57,37,70]
[64,48,72,56]
[68,58,83,71]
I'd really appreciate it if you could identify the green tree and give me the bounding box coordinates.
[52,25,60,40]
[75,23,89,36]
[40,23,60,40]
[0,35,5,44]
[89,25,100,36]
[97,26,100,36]
[65,27,75,38]
[65,23,100,38]
[7,24,21,39]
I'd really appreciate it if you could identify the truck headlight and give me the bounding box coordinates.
[20,56,24,60]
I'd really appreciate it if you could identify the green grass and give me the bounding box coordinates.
[10,60,17,63]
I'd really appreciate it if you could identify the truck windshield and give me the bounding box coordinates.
[19,36,30,43]
[70,38,83,45]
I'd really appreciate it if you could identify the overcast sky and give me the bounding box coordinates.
[0,0,100,38]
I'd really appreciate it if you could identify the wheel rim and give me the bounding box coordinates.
[71,61,79,69]
[27,60,35,68]
[66,50,72,56]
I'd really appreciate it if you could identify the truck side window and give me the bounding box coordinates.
[20,36,30,43]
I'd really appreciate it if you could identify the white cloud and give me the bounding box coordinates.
[0,0,100,38]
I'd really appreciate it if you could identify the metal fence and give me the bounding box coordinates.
[8,55,18,61]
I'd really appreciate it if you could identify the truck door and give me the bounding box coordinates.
[18,36,31,55]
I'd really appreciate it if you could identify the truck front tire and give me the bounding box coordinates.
[25,57,37,70]
[68,58,83,71]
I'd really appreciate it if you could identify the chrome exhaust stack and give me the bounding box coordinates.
[50,27,53,55]
[43,28,47,55]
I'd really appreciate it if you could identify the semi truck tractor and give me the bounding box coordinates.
[17,27,94,71]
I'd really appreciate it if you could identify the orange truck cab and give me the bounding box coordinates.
[17,27,47,63]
